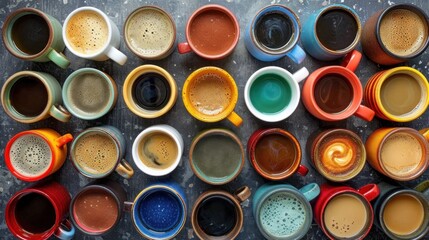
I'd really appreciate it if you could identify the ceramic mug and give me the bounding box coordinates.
[132,124,184,176]
[253,183,320,240]
[1,71,71,123]
[123,65,178,118]
[178,4,239,60]
[313,183,380,240]
[244,66,309,122]
[5,128,73,182]
[62,68,118,120]
[247,128,308,181]
[191,186,251,240]
[244,4,306,63]
[182,66,242,127]
[365,127,429,181]
[70,125,134,179]
[5,181,75,240]
[2,8,70,68]
[362,4,429,65]
[301,4,361,61]
[189,128,244,185]
[62,6,127,65]
[302,50,375,121]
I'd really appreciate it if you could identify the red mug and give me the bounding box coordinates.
[313,183,380,240]
[247,128,308,181]
[5,181,75,240]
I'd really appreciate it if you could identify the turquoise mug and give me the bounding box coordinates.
[253,183,320,240]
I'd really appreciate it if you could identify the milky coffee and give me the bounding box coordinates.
[137,132,178,170]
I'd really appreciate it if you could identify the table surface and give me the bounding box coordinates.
[1,0,428,239]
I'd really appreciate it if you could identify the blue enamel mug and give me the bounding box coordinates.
[244,5,306,64]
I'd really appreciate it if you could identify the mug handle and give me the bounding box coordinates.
[358,184,380,202]
[226,111,243,127]
[354,105,375,121]
[115,159,134,179]
[286,45,306,64]
[49,105,71,122]
[178,42,192,54]
[105,46,128,65]
[47,50,70,69]
[296,165,309,176]
[299,183,320,201]
[234,186,251,203]
[414,180,429,193]
[54,218,75,240]
[419,128,429,142]
[292,67,309,83]
[341,50,362,72]
[55,134,73,148]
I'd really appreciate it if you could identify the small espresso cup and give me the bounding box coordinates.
[178,4,239,60]
[63,6,127,65]
[1,71,71,123]
[364,66,429,122]
[309,128,366,182]
[189,128,244,185]
[124,6,176,60]
[70,179,127,236]
[248,128,308,181]
[244,66,309,122]
[244,4,306,63]
[301,4,361,61]
[70,125,134,179]
[192,186,251,240]
[126,182,187,239]
[5,181,75,240]
[132,124,184,176]
[5,128,73,182]
[253,183,320,240]
[302,50,375,121]
[62,68,118,120]
[373,182,429,240]
[182,66,242,127]
[2,8,70,68]
[314,183,380,240]
[365,127,429,181]
[123,65,178,118]
[362,4,429,65]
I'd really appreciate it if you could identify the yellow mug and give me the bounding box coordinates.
[182,66,243,127]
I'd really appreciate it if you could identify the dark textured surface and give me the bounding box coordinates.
[0,0,428,239]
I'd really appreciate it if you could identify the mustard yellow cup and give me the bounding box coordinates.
[182,67,243,127]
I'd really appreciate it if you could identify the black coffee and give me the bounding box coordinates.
[15,193,56,233]
[316,9,358,51]
[196,195,237,236]
[10,76,48,116]
[255,12,293,49]
[11,14,50,55]
[132,73,171,110]
[314,74,353,113]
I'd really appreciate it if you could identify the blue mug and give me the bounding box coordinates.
[301,4,361,61]
[253,183,320,240]
[244,5,306,64]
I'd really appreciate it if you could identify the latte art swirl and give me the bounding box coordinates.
[324,142,354,167]
[318,136,360,175]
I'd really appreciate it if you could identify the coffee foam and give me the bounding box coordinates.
[9,134,52,177]
[66,10,109,55]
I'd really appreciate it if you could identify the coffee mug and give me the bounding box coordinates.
[314,183,380,240]
[70,125,134,179]
[62,68,118,120]
[253,183,320,240]
[308,128,366,182]
[132,124,184,176]
[124,6,176,60]
[244,66,309,122]
[1,71,71,123]
[182,66,242,126]
[363,66,429,122]
[191,186,251,240]
[365,127,429,181]
[63,6,127,65]
[2,8,70,68]
[5,181,75,240]
[362,4,429,65]
[189,128,244,185]
[178,4,239,60]
[5,128,73,182]
[70,179,127,236]
[125,182,187,239]
[372,182,429,240]
[302,50,375,121]
[301,4,361,61]
[248,128,308,181]
[244,4,306,63]
[123,65,178,118]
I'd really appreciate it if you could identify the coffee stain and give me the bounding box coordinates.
[63,0,68,4]
[187,229,195,239]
